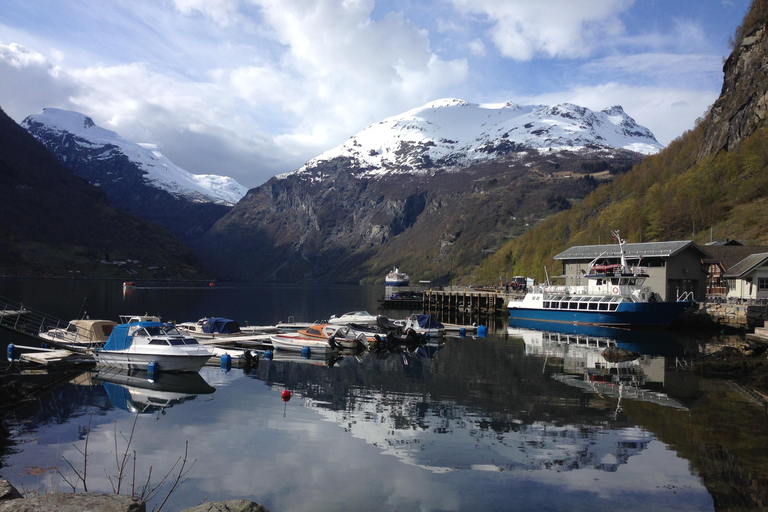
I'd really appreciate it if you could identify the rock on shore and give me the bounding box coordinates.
[0,479,271,512]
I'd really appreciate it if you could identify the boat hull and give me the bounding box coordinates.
[93,352,210,372]
[269,335,338,354]
[508,300,692,327]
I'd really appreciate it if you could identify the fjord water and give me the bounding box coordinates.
[1,279,767,511]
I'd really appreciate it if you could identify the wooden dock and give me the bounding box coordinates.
[423,290,507,314]
[16,348,95,367]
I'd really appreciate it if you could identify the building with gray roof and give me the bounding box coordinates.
[722,252,768,301]
[553,240,709,300]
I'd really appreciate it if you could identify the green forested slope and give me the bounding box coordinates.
[474,122,768,283]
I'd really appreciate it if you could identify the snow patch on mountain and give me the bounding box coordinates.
[285,99,663,179]
[22,108,248,205]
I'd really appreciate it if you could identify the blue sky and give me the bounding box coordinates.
[0,0,752,187]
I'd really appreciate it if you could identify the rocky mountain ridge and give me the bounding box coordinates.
[0,106,208,279]
[195,100,659,282]
[22,108,248,244]
[289,99,662,180]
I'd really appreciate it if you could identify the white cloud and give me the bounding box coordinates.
[448,0,633,60]
[0,42,81,121]
[172,0,245,27]
[468,38,486,57]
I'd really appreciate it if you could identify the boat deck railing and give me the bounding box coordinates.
[0,295,69,342]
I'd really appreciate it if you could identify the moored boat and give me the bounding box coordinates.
[328,311,378,326]
[507,231,692,327]
[385,266,410,286]
[93,321,213,372]
[269,333,339,354]
[39,319,117,350]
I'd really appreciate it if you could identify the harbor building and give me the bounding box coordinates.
[554,240,709,301]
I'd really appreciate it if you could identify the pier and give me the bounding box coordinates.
[423,289,507,314]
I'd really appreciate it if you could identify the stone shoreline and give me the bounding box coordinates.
[0,479,271,512]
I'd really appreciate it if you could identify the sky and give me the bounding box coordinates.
[0,0,753,188]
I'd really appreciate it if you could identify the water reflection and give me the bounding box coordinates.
[4,324,768,510]
[510,324,689,412]
[93,369,215,414]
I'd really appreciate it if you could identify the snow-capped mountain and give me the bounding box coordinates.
[199,98,657,282]
[22,108,247,205]
[289,98,663,179]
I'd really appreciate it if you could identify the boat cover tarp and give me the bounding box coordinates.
[102,321,163,351]
[203,318,241,334]
[415,314,444,329]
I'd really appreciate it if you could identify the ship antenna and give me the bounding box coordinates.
[612,230,628,272]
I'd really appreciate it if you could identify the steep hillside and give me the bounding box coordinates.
[474,0,768,284]
[196,100,658,283]
[0,107,208,279]
[22,109,248,245]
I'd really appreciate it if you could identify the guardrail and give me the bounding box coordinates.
[0,295,68,340]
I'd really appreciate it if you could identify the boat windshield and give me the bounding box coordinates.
[163,325,182,335]
[142,326,166,336]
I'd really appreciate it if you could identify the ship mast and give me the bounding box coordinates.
[612,230,628,273]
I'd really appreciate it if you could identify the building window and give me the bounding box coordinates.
[759,278,768,291]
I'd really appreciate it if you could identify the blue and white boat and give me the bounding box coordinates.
[94,321,212,373]
[507,232,692,327]
[385,266,410,286]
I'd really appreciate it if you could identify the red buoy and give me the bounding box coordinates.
[281,390,292,402]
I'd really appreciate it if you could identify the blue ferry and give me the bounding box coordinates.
[508,232,692,327]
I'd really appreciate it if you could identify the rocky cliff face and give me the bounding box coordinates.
[194,99,659,283]
[195,147,644,283]
[701,3,768,157]
[0,107,208,278]
[22,109,246,245]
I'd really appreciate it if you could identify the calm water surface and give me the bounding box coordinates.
[0,279,767,511]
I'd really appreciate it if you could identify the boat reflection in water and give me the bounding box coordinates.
[508,318,686,356]
[93,368,216,414]
[508,318,689,412]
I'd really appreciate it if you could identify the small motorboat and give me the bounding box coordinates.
[269,333,339,354]
[328,311,378,326]
[93,321,213,373]
[39,319,117,350]
[122,281,136,290]
[396,314,446,338]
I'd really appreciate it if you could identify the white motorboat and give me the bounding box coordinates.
[328,311,378,326]
[94,321,213,373]
[177,317,275,347]
[269,333,339,354]
[39,319,117,349]
[176,317,242,337]
[395,314,445,338]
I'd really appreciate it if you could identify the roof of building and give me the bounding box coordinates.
[554,240,708,261]
[703,245,768,271]
[722,252,768,278]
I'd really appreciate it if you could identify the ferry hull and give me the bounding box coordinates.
[508,301,692,327]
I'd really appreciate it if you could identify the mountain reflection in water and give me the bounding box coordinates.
[0,281,766,510]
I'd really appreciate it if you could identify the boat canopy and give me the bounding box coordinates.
[103,321,164,351]
[202,318,241,334]
[414,314,444,329]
